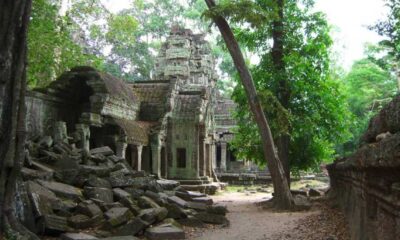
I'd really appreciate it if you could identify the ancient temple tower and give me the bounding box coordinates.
[132,26,218,183]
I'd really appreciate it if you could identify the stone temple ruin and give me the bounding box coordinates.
[328,94,400,240]
[25,26,252,194]
[18,26,238,239]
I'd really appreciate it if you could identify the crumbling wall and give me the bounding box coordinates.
[25,90,78,138]
[328,94,400,240]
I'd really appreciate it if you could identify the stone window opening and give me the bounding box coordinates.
[177,148,186,168]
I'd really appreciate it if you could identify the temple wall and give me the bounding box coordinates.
[25,90,78,138]
[328,94,400,240]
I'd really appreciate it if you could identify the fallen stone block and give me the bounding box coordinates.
[175,190,206,201]
[80,165,110,177]
[187,201,207,211]
[177,215,206,228]
[105,207,133,227]
[113,188,131,200]
[84,187,113,203]
[29,192,53,217]
[113,217,147,236]
[31,160,55,176]
[85,176,112,189]
[76,200,103,217]
[108,175,152,188]
[165,203,187,219]
[61,232,99,240]
[124,188,144,199]
[157,179,180,191]
[68,214,93,229]
[99,202,124,212]
[167,196,188,208]
[38,180,83,201]
[22,167,52,181]
[191,196,213,205]
[145,223,185,240]
[138,208,167,224]
[119,197,141,215]
[41,214,70,234]
[206,204,228,216]
[90,146,114,156]
[138,196,160,209]
[194,212,229,225]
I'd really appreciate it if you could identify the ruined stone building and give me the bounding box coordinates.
[25,26,243,189]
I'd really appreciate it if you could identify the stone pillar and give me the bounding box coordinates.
[199,140,206,177]
[53,121,68,143]
[136,145,143,171]
[115,136,128,159]
[211,143,217,171]
[151,144,161,178]
[75,124,90,164]
[220,142,227,171]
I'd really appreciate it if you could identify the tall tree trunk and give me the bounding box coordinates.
[204,0,294,209]
[272,0,291,185]
[0,0,37,239]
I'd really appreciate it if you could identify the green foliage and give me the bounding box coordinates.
[27,0,104,88]
[339,58,397,154]
[227,0,352,171]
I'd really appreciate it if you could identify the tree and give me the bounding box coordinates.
[27,0,104,88]
[221,0,351,174]
[0,0,38,239]
[370,0,400,90]
[204,0,294,209]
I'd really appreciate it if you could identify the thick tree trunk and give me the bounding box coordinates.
[272,0,291,185]
[0,0,37,239]
[204,0,294,209]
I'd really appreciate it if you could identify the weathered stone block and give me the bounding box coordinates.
[138,196,160,209]
[90,146,114,156]
[84,187,114,203]
[38,180,82,201]
[145,223,185,240]
[61,232,99,240]
[167,196,188,208]
[113,217,147,236]
[194,212,229,225]
[105,207,133,227]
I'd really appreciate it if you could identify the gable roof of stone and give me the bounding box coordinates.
[110,118,155,145]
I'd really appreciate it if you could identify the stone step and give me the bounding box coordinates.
[177,179,211,185]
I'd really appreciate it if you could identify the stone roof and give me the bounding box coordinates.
[46,66,137,104]
[131,81,172,122]
[111,119,155,145]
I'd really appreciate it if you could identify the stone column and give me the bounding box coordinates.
[75,124,90,164]
[211,143,217,171]
[220,142,227,172]
[151,144,161,178]
[136,145,143,171]
[115,136,128,159]
[199,140,206,177]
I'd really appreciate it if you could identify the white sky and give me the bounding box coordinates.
[103,0,388,70]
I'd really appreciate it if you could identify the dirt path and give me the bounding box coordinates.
[188,192,318,240]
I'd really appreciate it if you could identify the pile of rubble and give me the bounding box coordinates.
[21,127,228,240]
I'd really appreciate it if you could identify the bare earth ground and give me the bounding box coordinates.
[186,183,350,240]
